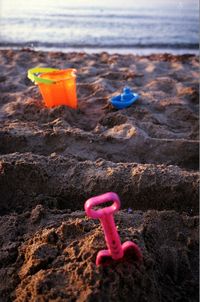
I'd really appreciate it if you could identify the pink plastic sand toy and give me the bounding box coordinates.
[84,192,142,266]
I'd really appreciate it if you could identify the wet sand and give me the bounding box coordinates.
[0,49,199,301]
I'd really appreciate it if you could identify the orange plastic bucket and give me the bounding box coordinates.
[38,69,77,109]
[28,68,77,109]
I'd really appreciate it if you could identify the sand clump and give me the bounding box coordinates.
[0,49,199,301]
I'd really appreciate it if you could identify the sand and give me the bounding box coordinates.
[0,49,199,301]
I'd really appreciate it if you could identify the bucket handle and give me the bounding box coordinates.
[27,67,60,84]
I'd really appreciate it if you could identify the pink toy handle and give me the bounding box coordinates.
[84,192,120,219]
[85,192,123,260]
[100,213,123,259]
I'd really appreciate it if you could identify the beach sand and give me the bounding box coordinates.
[0,49,199,301]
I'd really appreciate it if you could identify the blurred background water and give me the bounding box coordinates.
[0,0,198,54]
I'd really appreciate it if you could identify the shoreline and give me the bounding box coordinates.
[0,46,198,56]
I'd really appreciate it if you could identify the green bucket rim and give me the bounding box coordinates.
[27,67,60,84]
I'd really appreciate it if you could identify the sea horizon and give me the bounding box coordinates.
[0,0,199,55]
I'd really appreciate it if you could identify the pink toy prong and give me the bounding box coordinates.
[96,241,142,266]
[96,250,113,266]
[122,241,143,263]
[84,192,120,219]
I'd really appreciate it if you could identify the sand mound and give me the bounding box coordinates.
[0,207,198,301]
[0,152,198,215]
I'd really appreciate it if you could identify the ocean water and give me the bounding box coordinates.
[0,0,199,54]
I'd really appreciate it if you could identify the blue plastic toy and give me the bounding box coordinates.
[110,87,139,109]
